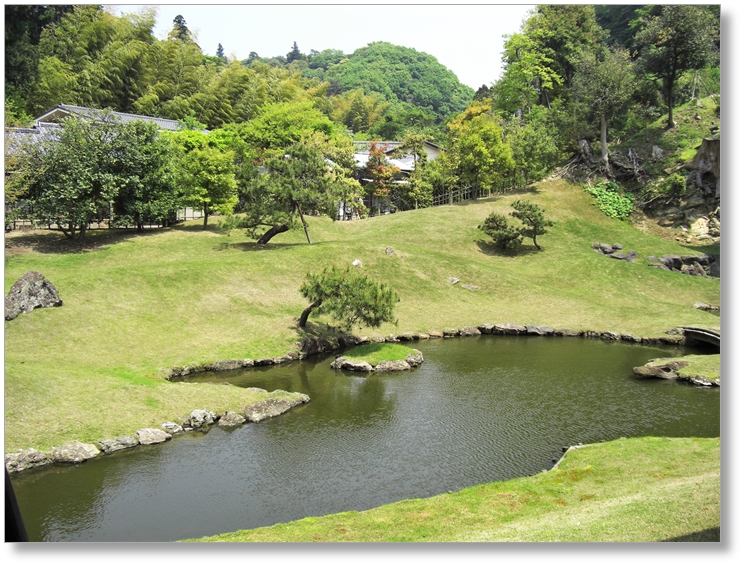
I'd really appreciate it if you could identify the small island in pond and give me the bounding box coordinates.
[331,343,424,373]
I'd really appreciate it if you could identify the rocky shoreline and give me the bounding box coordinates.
[632,359,719,387]
[5,389,309,475]
[7,321,712,476]
[330,348,424,373]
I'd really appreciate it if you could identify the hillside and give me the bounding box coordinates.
[4,178,720,452]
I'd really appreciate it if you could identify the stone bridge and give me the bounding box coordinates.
[679,326,720,349]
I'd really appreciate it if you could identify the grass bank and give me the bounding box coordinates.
[342,343,418,366]
[4,178,720,453]
[187,436,720,542]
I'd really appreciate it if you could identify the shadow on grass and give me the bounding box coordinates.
[4,227,158,255]
[171,222,222,234]
[661,527,720,542]
[212,241,311,252]
[475,239,542,258]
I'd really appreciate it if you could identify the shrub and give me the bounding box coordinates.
[583,181,635,220]
[478,212,523,249]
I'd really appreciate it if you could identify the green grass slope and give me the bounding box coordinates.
[4,179,720,451]
[189,436,720,542]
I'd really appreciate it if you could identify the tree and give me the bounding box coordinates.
[286,41,304,63]
[11,111,177,239]
[364,141,400,215]
[169,15,191,42]
[510,199,553,250]
[478,212,523,249]
[634,5,719,128]
[298,265,399,331]
[216,43,225,60]
[571,45,635,174]
[169,129,238,228]
[479,200,553,251]
[241,137,349,244]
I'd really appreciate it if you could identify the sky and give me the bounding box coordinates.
[111,2,536,90]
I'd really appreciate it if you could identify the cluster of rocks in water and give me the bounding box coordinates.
[330,349,424,373]
[593,242,719,278]
[632,359,719,387]
[5,390,309,475]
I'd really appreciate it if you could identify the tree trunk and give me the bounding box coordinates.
[600,113,610,175]
[666,81,675,129]
[257,223,289,244]
[532,234,542,250]
[203,204,209,229]
[298,299,322,328]
[295,201,312,244]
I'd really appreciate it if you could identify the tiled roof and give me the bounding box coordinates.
[35,104,194,132]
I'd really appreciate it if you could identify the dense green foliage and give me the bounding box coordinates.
[298,265,399,330]
[478,212,523,249]
[8,111,178,238]
[583,180,635,220]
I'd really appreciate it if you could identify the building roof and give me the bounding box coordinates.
[34,104,192,132]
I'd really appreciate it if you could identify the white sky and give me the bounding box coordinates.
[111,2,536,90]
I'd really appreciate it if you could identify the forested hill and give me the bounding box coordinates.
[313,42,474,123]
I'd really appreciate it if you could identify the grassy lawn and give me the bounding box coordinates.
[187,436,720,542]
[4,179,720,452]
[342,343,418,366]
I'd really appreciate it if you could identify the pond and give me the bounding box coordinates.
[10,336,720,542]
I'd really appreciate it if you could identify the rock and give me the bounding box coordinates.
[375,360,411,372]
[659,334,686,345]
[209,359,243,372]
[633,360,689,380]
[601,331,621,341]
[443,328,459,337]
[693,302,719,312]
[405,349,424,367]
[592,242,601,250]
[51,441,101,464]
[385,334,399,343]
[459,326,481,336]
[525,325,554,336]
[189,409,217,429]
[461,284,479,291]
[652,145,665,160]
[478,323,495,335]
[621,333,643,343]
[447,277,460,284]
[493,323,526,335]
[428,330,444,338]
[98,436,139,454]
[254,358,275,366]
[660,255,683,271]
[217,410,246,427]
[352,259,363,267]
[244,394,309,422]
[397,332,416,341]
[136,428,172,445]
[5,448,53,474]
[416,333,431,340]
[242,359,255,367]
[298,337,335,357]
[161,422,183,435]
[708,261,720,278]
[341,359,374,372]
[5,270,64,321]
[611,243,623,250]
[681,263,706,277]
[246,387,268,393]
[384,247,395,255]
[599,243,614,255]
[555,329,582,337]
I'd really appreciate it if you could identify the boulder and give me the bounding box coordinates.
[352,259,363,267]
[384,247,395,255]
[601,331,621,341]
[136,428,172,445]
[555,329,582,337]
[397,332,416,341]
[428,330,444,338]
[254,358,275,366]
[632,360,689,380]
[478,323,495,335]
[5,270,64,321]
[51,441,101,464]
[447,277,460,284]
[5,448,53,474]
[620,333,643,343]
[244,393,310,422]
[405,349,424,367]
[189,409,217,429]
[443,328,459,337]
[209,359,243,371]
[416,333,431,340]
[525,325,554,336]
[331,357,374,372]
[681,263,706,277]
[217,410,246,427]
[459,326,481,337]
[375,360,411,372]
[98,436,139,454]
[660,255,683,271]
[161,422,183,435]
[493,323,526,335]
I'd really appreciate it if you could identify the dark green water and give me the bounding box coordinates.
[10,336,719,542]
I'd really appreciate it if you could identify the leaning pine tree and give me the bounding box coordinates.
[298,266,399,331]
